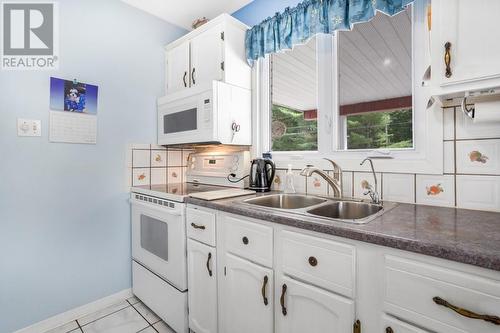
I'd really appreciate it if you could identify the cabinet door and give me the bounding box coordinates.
[190,24,223,88]
[215,82,252,145]
[187,239,217,333]
[166,42,190,94]
[437,0,500,86]
[276,275,355,333]
[221,253,273,333]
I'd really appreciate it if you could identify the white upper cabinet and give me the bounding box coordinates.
[275,275,355,333]
[220,253,274,333]
[190,24,223,88]
[165,14,251,96]
[432,0,500,95]
[166,42,190,95]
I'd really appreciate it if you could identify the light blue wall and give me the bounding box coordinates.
[232,0,302,26]
[0,1,186,332]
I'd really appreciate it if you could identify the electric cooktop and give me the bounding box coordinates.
[132,182,232,202]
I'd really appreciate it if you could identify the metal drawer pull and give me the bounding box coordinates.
[191,67,196,85]
[261,275,269,306]
[280,284,287,316]
[191,223,205,230]
[386,327,394,333]
[444,42,452,78]
[183,71,187,87]
[206,252,213,277]
[433,296,500,325]
[242,236,249,245]
[308,256,318,267]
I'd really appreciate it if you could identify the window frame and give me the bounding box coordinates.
[253,0,443,174]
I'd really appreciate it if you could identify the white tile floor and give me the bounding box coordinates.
[43,296,175,333]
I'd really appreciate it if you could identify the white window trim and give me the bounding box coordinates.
[252,0,443,174]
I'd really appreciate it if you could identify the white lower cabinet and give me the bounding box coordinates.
[275,275,355,333]
[188,208,500,333]
[187,239,217,333]
[384,255,500,333]
[220,252,274,333]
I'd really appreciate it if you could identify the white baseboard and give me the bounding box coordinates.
[14,288,133,333]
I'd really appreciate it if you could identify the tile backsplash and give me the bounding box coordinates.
[127,105,500,212]
[272,105,500,212]
[127,144,193,187]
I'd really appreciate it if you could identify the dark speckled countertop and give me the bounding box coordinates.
[186,193,500,271]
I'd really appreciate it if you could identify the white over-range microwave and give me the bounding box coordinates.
[157,81,251,146]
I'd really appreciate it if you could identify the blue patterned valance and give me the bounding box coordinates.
[245,0,415,65]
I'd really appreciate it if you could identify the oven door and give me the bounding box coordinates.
[157,89,215,145]
[131,196,187,291]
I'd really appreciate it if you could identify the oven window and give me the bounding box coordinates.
[140,215,168,261]
[164,108,197,134]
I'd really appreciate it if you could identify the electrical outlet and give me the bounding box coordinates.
[17,119,42,137]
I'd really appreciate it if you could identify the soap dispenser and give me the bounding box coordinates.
[283,164,296,193]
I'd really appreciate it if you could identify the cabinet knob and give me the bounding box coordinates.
[242,236,249,245]
[308,256,318,267]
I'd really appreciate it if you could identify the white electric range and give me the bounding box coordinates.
[130,150,251,333]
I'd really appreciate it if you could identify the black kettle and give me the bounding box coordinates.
[249,158,276,192]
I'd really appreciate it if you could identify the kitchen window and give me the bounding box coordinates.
[268,7,413,153]
[271,36,318,152]
[338,6,413,151]
[256,1,441,174]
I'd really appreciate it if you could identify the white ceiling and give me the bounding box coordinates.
[272,7,412,111]
[121,0,253,30]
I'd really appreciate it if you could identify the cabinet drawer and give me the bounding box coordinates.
[221,214,273,267]
[278,230,355,298]
[382,315,430,333]
[187,206,216,247]
[132,261,188,333]
[385,255,500,333]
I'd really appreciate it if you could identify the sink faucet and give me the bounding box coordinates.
[300,158,342,198]
[360,157,380,204]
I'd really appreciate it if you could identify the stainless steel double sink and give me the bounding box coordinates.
[243,194,395,224]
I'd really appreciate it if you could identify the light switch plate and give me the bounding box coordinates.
[17,118,42,137]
